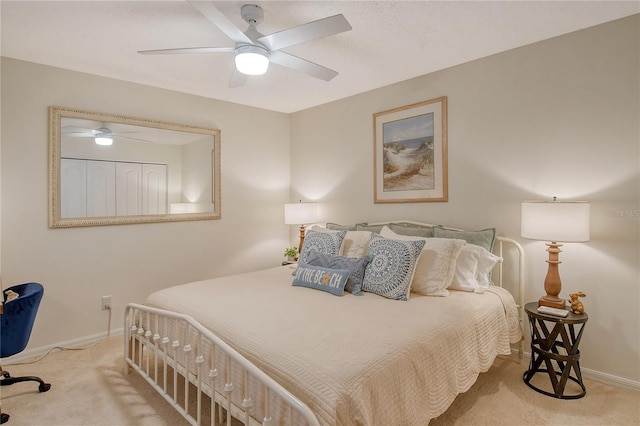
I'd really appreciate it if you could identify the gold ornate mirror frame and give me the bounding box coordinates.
[49,107,221,228]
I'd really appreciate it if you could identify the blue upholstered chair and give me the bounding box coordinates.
[0,282,51,424]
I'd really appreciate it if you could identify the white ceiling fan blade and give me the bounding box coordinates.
[117,135,159,144]
[270,51,339,81]
[111,132,141,137]
[228,68,249,88]
[187,1,252,44]
[258,14,351,51]
[62,125,98,134]
[138,47,234,55]
[61,133,95,138]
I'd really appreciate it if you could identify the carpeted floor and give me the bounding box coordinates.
[1,336,638,425]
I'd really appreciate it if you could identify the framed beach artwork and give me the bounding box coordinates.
[373,97,448,203]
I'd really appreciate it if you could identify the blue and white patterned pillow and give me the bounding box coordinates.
[299,230,346,263]
[362,235,426,301]
[304,250,371,295]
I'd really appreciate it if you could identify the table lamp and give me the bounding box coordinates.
[284,201,318,254]
[521,197,590,309]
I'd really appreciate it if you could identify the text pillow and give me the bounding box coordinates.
[292,262,350,296]
[299,230,346,263]
[362,235,425,301]
[305,250,371,295]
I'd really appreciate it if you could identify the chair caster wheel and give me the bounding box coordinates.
[39,383,51,392]
[0,412,9,424]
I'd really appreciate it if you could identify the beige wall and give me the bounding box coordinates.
[1,58,292,348]
[1,15,638,387]
[291,16,639,384]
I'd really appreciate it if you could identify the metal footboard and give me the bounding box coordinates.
[494,236,526,360]
[124,303,319,426]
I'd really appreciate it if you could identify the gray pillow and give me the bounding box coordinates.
[433,227,496,251]
[355,223,385,233]
[389,222,435,238]
[305,250,371,295]
[326,222,356,231]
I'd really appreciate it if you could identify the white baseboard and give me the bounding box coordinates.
[581,366,640,392]
[512,348,640,392]
[1,327,124,365]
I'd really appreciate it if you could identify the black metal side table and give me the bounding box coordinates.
[523,302,588,399]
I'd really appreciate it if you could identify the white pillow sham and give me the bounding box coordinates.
[310,225,372,258]
[379,226,465,296]
[449,243,502,293]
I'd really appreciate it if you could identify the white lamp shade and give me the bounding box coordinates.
[521,200,590,242]
[235,45,269,76]
[284,202,317,225]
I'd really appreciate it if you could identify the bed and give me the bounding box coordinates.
[124,222,524,426]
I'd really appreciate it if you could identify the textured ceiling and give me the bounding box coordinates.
[1,1,638,113]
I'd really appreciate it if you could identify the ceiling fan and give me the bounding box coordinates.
[138,2,352,87]
[62,124,149,146]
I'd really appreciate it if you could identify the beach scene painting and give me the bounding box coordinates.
[382,113,434,191]
[373,97,448,203]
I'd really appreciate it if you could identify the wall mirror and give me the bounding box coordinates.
[48,107,221,228]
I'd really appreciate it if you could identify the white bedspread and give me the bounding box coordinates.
[145,266,522,425]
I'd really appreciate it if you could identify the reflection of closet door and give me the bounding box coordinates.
[116,163,142,216]
[86,161,116,217]
[142,164,167,214]
[61,159,87,218]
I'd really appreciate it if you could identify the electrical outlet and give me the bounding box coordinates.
[101,295,112,311]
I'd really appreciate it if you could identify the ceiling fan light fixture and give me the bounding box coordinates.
[95,136,113,146]
[234,45,269,76]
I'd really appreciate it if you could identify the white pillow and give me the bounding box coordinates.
[310,226,372,258]
[450,244,502,293]
[380,226,465,296]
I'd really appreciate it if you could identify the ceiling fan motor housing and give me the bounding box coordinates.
[241,4,263,25]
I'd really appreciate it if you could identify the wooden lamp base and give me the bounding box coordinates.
[297,224,307,255]
[538,295,566,309]
[538,242,567,310]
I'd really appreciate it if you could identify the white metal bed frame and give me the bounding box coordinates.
[124,223,524,426]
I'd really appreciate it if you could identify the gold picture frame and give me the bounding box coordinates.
[48,106,221,228]
[373,96,448,203]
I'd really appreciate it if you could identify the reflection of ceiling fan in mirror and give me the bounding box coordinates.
[138,2,352,87]
[62,124,153,146]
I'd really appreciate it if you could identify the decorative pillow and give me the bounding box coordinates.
[389,222,436,238]
[433,227,496,251]
[292,262,350,296]
[305,250,371,295]
[362,235,425,301]
[355,223,385,234]
[449,244,502,293]
[326,222,356,231]
[310,226,372,258]
[342,231,373,257]
[380,226,466,296]
[299,230,346,263]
